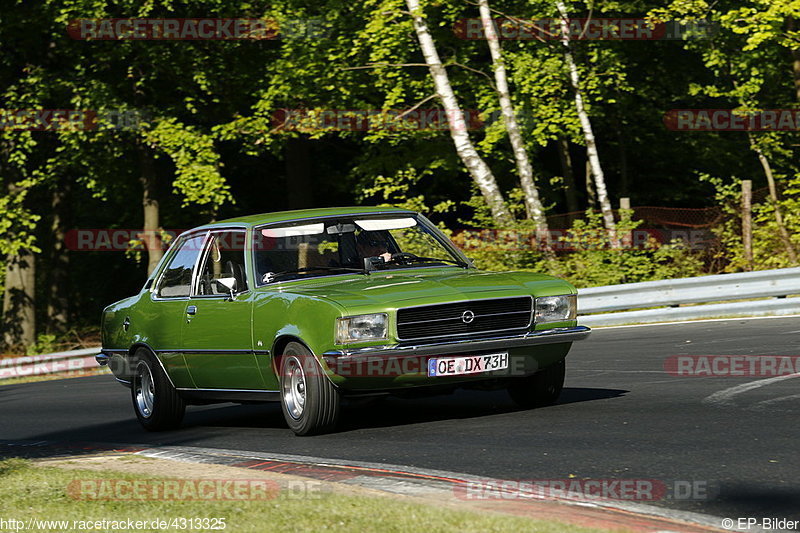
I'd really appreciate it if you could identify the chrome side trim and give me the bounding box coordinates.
[175,387,280,393]
[176,387,281,403]
[153,349,270,355]
[323,326,590,359]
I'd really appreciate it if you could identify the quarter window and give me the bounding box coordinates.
[156,233,207,298]
[196,230,248,296]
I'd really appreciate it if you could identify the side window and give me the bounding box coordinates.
[155,233,206,298]
[196,230,247,296]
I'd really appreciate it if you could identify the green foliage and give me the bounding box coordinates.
[553,210,705,287]
[1,0,799,345]
[360,166,456,218]
[25,334,57,356]
[703,173,800,272]
[364,173,704,287]
[144,118,232,211]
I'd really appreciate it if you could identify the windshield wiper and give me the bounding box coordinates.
[384,254,468,268]
[262,266,369,283]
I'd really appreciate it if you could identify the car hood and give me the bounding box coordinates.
[277,268,574,311]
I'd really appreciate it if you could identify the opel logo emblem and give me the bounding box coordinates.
[461,310,475,324]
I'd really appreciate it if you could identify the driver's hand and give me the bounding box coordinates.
[379,252,392,262]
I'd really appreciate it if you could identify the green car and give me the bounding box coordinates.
[98,207,590,435]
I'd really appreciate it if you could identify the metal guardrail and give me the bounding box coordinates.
[0,347,102,381]
[579,267,800,326]
[3,267,799,381]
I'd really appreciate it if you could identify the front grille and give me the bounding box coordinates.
[396,296,533,341]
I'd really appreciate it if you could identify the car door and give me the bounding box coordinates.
[181,228,264,390]
[146,231,209,388]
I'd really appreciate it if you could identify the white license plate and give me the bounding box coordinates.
[427,353,509,377]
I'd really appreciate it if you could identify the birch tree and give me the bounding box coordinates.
[477,0,548,234]
[555,0,620,247]
[405,0,512,226]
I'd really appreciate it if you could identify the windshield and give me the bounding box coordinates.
[253,214,467,284]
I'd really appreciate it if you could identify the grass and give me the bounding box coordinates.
[0,459,611,533]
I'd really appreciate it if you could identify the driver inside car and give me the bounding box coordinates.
[355,231,393,263]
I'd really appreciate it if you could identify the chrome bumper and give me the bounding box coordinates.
[322,326,590,359]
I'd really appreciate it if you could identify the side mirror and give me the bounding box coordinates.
[215,277,237,299]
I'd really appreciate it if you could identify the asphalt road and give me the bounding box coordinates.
[2,316,799,524]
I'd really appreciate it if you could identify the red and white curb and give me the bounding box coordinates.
[0,440,749,533]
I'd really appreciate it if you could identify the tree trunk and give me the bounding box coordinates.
[557,136,579,216]
[793,50,800,102]
[286,136,313,209]
[788,17,800,102]
[138,145,163,275]
[585,159,596,209]
[555,0,619,247]
[477,0,547,232]
[612,99,629,197]
[47,183,69,333]
[748,133,797,264]
[406,0,512,226]
[2,251,36,349]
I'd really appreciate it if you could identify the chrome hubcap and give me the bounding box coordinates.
[135,361,155,418]
[282,356,306,420]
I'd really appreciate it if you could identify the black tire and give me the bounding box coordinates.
[279,342,340,436]
[130,348,185,431]
[507,359,566,409]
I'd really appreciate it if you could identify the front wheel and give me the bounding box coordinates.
[279,342,340,436]
[130,348,185,431]
[507,359,566,409]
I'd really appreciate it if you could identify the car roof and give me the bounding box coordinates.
[189,206,417,232]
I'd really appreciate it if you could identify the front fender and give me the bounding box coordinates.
[252,291,346,389]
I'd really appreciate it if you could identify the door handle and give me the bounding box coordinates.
[186,305,197,316]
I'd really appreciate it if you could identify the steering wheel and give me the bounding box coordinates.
[389,252,418,264]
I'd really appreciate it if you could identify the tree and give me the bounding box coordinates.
[405,0,512,226]
[555,0,619,247]
[650,0,800,264]
[477,0,548,233]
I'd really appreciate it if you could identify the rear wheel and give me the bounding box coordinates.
[507,359,565,409]
[130,348,185,431]
[279,342,340,436]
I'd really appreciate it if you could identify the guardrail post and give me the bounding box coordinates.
[742,179,753,271]
[619,197,632,247]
